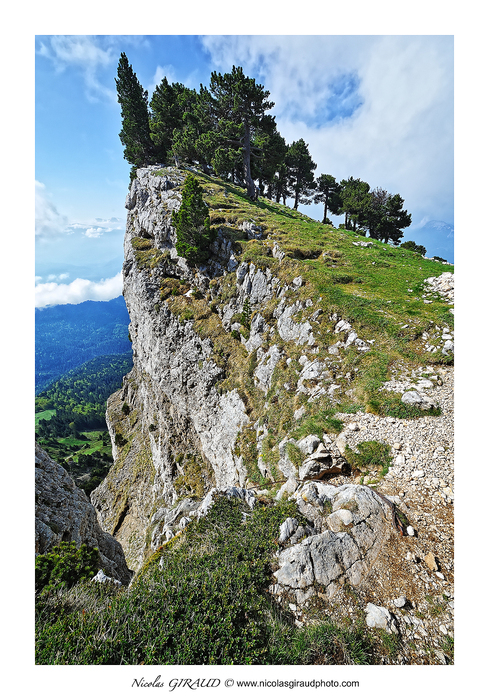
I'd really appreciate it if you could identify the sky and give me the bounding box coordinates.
[35,34,454,308]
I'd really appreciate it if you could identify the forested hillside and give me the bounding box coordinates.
[35,296,132,393]
[35,353,133,493]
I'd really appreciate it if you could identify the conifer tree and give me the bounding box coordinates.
[338,177,371,230]
[314,174,341,224]
[365,188,412,243]
[209,66,274,200]
[115,53,154,168]
[171,175,215,264]
[286,139,317,209]
[149,77,197,163]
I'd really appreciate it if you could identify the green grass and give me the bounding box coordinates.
[35,409,56,426]
[36,495,381,665]
[125,166,453,490]
[344,440,392,476]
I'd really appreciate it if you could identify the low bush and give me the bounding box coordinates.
[35,541,100,595]
[35,496,378,665]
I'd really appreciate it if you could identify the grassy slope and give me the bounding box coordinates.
[35,167,454,665]
[155,169,453,489]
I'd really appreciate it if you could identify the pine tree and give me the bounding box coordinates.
[149,78,197,163]
[313,174,341,224]
[115,53,154,168]
[172,175,215,264]
[286,139,317,209]
[366,188,412,244]
[338,177,371,230]
[209,66,275,200]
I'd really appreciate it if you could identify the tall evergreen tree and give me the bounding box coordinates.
[149,77,197,163]
[209,66,275,200]
[250,118,287,198]
[366,188,411,243]
[338,177,371,230]
[170,86,217,171]
[286,139,317,209]
[115,53,154,168]
[273,161,291,205]
[171,175,215,264]
[313,174,341,223]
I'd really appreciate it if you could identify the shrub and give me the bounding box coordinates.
[35,541,100,594]
[400,240,427,256]
[172,175,216,264]
[36,497,387,665]
[240,297,251,329]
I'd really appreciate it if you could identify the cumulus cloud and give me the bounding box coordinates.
[35,181,69,238]
[201,35,453,226]
[35,272,123,308]
[45,273,70,282]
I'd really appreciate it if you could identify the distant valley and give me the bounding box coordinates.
[35,295,132,393]
[35,296,133,494]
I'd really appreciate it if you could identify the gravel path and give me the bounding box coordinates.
[336,365,454,502]
[302,365,455,664]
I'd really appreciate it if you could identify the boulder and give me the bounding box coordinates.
[365,603,398,633]
[278,517,299,544]
[401,390,436,410]
[273,484,392,601]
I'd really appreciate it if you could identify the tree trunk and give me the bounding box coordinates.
[293,183,300,209]
[243,120,256,200]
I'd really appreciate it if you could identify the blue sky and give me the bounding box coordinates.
[35,34,454,307]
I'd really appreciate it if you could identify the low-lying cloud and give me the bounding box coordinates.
[35,272,122,308]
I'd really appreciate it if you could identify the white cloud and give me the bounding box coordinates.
[85,227,106,238]
[35,181,69,238]
[201,36,453,225]
[37,35,116,102]
[35,272,123,308]
[45,273,70,283]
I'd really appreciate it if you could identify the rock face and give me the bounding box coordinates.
[272,483,392,604]
[35,443,132,585]
[90,166,452,593]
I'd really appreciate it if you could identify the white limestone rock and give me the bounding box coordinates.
[273,484,392,601]
[365,603,398,633]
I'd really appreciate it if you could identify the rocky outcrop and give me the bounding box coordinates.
[272,483,392,604]
[91,166,453,600]
[35,443,132,585]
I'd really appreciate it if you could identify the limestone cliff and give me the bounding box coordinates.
[91,164,454,582]
[36,443,132,585]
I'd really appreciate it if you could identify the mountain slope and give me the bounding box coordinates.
[35,296,132,393]
[38,164,454,665]
[92,165,453,566]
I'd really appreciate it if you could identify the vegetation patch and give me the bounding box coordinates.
[36,541,100,595]
[344,440,392,476]
[36,496,379,665]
